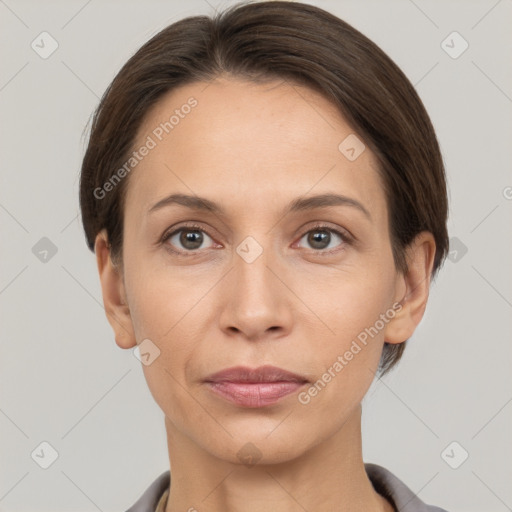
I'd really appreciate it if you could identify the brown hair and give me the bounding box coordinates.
[79,0,449,376]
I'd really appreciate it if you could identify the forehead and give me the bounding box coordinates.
[126,77,385,218]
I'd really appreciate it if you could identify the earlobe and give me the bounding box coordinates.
[94,229,137,349]
[383,232,436,345]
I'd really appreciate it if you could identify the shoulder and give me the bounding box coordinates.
[365,462,449,512]
[125,470,170,512]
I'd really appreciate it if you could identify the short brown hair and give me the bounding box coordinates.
[79,0,449,376]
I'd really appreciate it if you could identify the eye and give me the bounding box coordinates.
[160,222,352,256]
[296,224,350,253]
[162,224,216,253]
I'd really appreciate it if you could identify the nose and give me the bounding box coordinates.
[218,239,294,342]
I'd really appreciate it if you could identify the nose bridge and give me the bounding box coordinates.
[220,232,291,338]
[234,234,277,306]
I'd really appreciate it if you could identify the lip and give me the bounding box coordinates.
[204,365,309,408]
[204,365,308,384]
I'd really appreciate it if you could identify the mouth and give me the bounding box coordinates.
[203,365,309,408]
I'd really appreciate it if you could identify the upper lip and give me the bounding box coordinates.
[204,365,309,383]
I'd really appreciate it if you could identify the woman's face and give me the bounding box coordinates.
[103,77,412,464]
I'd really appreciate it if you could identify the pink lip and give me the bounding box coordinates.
[204,365,308,408]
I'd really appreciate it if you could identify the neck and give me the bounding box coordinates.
[163,404,394,512]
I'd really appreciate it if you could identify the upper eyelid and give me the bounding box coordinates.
[162,223,215,241]
[163,222,348,238]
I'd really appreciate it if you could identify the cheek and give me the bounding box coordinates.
[129,278,205,426]
[124,260,219,405]
[299,265,395,391]
[298,260,395,346]
[293,280,392,428]
[125,255,211,339]
[128,275,205,372]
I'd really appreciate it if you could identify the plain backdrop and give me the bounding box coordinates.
[1,0,511,511]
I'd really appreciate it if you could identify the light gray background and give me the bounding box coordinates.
[1,0,511,511]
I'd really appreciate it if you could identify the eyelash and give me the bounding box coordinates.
[160,222,353,257]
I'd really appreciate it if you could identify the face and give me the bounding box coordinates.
[97,77,427,465]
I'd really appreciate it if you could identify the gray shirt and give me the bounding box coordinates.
[125,463,449,511]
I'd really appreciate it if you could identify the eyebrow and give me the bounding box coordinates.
[148,192,371,220]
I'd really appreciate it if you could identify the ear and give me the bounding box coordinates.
[383,231,436,344]
[94,229,137,349]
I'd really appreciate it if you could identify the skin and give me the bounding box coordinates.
[95,76,435,512]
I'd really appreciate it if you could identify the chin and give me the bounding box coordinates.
[205,428,313,467]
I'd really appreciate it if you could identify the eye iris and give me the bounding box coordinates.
[173,228,337,251]
[308,230,330,249]
[180,230,203,250]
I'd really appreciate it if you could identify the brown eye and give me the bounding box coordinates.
[297,226,349,252]
[163,227,214,252]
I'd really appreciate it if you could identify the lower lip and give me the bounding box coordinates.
[205,381,306,408]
